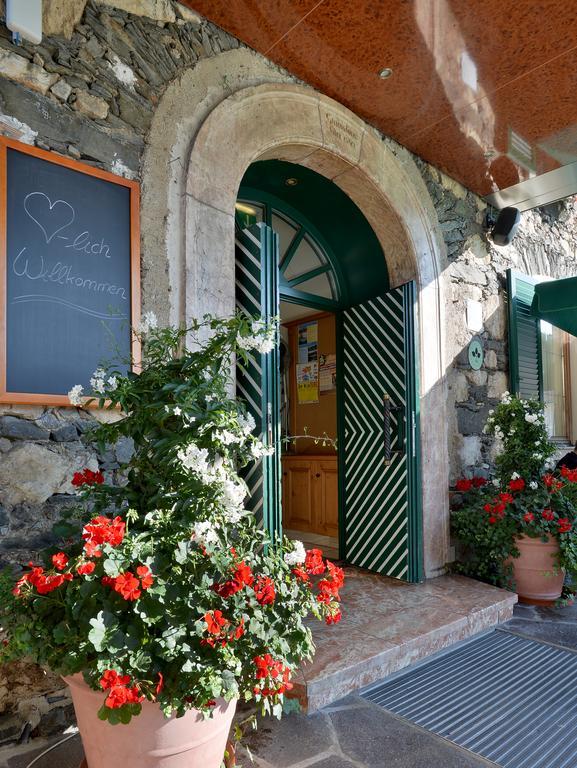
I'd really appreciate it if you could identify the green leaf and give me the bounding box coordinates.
[88,612,106,651]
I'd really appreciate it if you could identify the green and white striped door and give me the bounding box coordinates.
[342,282,422,582]
[235,223,281,540]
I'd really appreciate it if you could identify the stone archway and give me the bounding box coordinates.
[142,52,449,578]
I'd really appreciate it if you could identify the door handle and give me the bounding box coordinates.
[383,393,404,466]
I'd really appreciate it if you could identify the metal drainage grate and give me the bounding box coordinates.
[361,630,577,768]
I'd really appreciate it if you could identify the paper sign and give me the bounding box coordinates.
[297,362,319,404]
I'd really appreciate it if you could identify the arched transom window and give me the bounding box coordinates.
[235,199,342,309]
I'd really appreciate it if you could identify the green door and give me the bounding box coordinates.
[341,282,422,581]
[235,223,282,540]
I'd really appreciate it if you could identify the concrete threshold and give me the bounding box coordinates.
[292,567,517,712]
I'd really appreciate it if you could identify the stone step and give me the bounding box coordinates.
[291,569,517,712]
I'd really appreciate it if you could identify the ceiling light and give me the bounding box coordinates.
[378,67,393,79]
[235,202,257,215]
[285,178,299,186]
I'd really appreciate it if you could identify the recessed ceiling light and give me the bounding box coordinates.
[379,67,393,79]
[285,177,299,186]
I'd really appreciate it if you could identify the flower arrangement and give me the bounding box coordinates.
[0,315,343,725]
[451,392,577,589]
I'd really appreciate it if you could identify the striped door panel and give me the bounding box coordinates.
[343,284,420,580]
[235,224,280,536]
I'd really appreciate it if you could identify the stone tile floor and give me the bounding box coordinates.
[1,599,574,768]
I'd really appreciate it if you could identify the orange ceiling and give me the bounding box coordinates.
[182,0,577,199]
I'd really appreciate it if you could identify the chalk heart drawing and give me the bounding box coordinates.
[23,192,75,244]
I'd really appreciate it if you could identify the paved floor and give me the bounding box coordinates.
[0,601,574,768]
[238,600,577,768]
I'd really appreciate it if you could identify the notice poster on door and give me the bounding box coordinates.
[298,320,318,363]
[319,353,336,393]
[297,361,319,404]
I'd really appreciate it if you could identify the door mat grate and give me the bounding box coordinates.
[361,630,577,768]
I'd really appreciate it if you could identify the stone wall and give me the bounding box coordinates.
[416,159,577,482]
[0,0,283,572]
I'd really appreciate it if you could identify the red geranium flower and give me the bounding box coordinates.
[205,610,228,635]
[72,469,104,487]
[82,515,125,558]
[254,576,275,605]
[509,478,525,492]
[561,466,577,483]
[488,516,497,524]
[326,609,342,625]
[558,518,572,533]
[305,549,325,575]
[112,573,141,601]
[523,512,535,522]
[292,566,309,583]
[472,476,487,488]
[52,553,68,571]
[77,561,95,576]
[499,493,514,505]
[136,565,154,590]
[456,478,473,492]
[542,508,555,521]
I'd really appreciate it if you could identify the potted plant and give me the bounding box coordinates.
[0,315,343,768]
[451,392,577,604]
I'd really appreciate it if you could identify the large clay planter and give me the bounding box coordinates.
[64,674,236,768]
[508,534,565,605]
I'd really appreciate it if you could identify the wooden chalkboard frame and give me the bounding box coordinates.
[0,137,141,406]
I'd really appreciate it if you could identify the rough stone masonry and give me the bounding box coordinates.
[0,0,576,745]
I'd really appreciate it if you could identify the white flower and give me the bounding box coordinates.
[488,410,494,415]
[250,441,275,459]
[511,472,520,480]
[107,376,118,390]
[220,478,246,510]
[532,452,542,459]
[524,413,538,424]
[216,430,237,446]
[139,311,158,334]
[501,391,510,400]
[492,478,500,487]
[223,506,246,524]
[284,540,306,566]
[529,481,538,490]
[173,406,182,416]
[239,412,256,435]
[90,368,106,394]
[178,444,213,482]
[68,384,84,406]
[192,520,220,548]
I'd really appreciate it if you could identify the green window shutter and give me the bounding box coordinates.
[506,269,543,400]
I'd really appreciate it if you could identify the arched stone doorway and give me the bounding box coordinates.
[142,53,449,578]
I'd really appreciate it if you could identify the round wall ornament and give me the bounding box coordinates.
[468,336,484,370]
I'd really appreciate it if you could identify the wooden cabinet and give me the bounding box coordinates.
[282,455,338,536]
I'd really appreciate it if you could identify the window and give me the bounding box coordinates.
[507,269,574,442]
[236,200,340,305]
[541,322,570,439]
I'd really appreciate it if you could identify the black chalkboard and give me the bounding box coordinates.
[1,138,140,404]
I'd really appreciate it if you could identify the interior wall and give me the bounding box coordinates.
[285,313,337,455]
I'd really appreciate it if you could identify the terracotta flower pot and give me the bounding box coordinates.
[507,534,564,605]
[64,674,237,768]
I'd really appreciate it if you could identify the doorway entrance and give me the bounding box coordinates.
[281,304,339,560]
[235,160,422,581]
